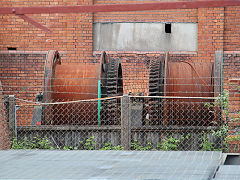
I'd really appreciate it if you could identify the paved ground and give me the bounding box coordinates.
[214,166,240,180]
[0,150,224,180]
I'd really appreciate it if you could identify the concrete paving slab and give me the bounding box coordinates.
[0,150,222,180]
[214,165,240,180]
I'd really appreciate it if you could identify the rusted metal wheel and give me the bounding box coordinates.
[101,58,123,125]
[148,55,216,126]
[148,57,165,125]
[42,51,123,125]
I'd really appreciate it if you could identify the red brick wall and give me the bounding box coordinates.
[94,1,197,23]
[222,54,240,153]
[1,1,239,64]
[0,52,48,128]
[0,0,93,63]
[197,7,224,62]
[0,81,11,150]
[228,79,240,153]
[223,53,240,89]
[0,1,239,98]
[0,52,46,101]
[224,7,240,51]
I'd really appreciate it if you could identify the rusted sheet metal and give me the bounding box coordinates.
[164,62,218,126]
[17,14,51,33]
[166,62,214,98]
[52,64,99,101]
[43,50,61,103]
[0,0,240,15]
[44,63,100,125]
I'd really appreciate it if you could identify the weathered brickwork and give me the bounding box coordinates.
[0,52,46,100]
[0,1,239,150]
[0,0,93,63]
[223,53,240,90]
[224,7,240,51]
[228,79,240,153]
[0,81,11,150]
[197,7,224,62]
[0,1,239,63]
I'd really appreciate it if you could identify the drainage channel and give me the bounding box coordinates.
[212,153,240,180]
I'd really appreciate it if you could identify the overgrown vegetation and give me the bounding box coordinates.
[12,132,231,151]
[130,134,190,151]
[204,90,229,117]
[12,136,53,150]
[100,143,124,150]
[80,136,96,150]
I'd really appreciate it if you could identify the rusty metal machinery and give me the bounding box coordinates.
[40,50,123,125]
[148,53,218,126]
[148,56,165,125]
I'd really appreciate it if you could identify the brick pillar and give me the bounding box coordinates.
[228,79,240,153]
[0,82,11,150]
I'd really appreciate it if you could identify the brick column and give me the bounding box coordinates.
[0,82,11,150]
[228,79,240,153]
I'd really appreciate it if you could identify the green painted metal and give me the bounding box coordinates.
[98,80,101,126]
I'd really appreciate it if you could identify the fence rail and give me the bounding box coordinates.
[1,94,230,152]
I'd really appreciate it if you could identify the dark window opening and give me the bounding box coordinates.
[7,47,17,50]
[165,23,171,33]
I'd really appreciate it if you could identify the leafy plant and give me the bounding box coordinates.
[80,136,96,150]
[100,143,112,150]
[63,146,73,150]
[12,138,25,149]
[200,136,214,151]
[211,125,228,138]
[100,143,124,150]
[158,136,180,151]
[131,140,150,150]
[204,90,229,116]
[12,136,53,150]
[112,145,124,150]
[217,90,229,116]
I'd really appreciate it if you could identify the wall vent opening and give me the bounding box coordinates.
[165,23,171,33]
[7,47,17,50]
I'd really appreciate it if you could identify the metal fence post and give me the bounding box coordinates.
[8,95,16,137]
[121,94,130,150]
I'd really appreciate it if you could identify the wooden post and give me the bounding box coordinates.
[214,51,223,97]
[121,94,130,150]
[8,95,16,137]
[214,51,223,125]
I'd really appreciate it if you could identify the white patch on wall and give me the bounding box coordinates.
[93,22,198,51]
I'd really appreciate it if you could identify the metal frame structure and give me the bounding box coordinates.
[0,0,240,33]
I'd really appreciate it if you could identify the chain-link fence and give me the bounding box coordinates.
[2,91,231,152]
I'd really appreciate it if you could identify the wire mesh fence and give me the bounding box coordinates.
[0,2,239,153]
[0,2,239,179]
[0,53,239,153]
[1,93,232,152]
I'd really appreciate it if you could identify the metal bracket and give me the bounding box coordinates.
[16,14,51,33]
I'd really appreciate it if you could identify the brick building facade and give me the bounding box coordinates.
[0,1,239,96]
[0,1,239,150]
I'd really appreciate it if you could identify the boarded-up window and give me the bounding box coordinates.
[94,22,197,51]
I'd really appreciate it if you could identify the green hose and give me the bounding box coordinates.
[98,80,101,126]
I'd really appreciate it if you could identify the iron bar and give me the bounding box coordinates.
[17,14,51,33]
[0,1,240,15]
